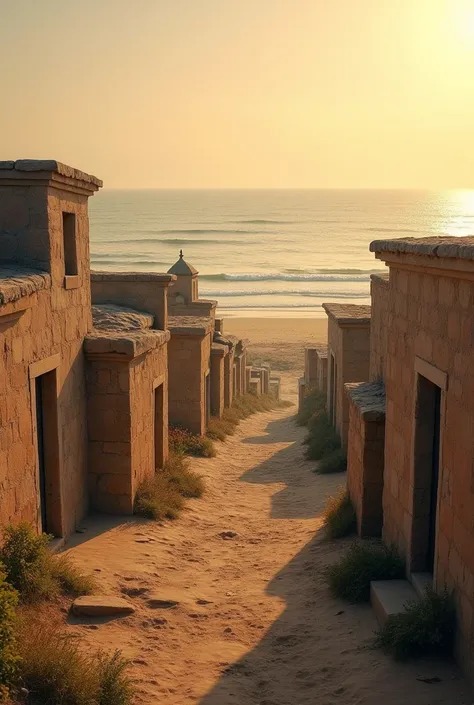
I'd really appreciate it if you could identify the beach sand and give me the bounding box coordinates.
[226,317,327,372]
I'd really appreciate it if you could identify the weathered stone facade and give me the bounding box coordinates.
[368,237,474,680]
[167,316,212,436]
[0,160,175,536]
[346,380,385,537]
[0,161,101,538]
[369,273,389,380]
[322,303,371,446]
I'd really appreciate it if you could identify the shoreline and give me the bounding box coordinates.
[225,316,327,371]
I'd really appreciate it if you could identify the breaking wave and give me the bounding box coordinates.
[202,289,368,298]
[200,271,382,282]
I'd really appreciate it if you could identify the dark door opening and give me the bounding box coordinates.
[34,370,61,536]
[411,374,442,574]
[154,384,165,470]
[205,372,211,425]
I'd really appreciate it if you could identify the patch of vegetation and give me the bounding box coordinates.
[326,541,404,602]
[0,524,94,604]
[135,452,204,521]
[0,566,19,702]
[375,588,456,660]
[305,412,341,461]
[169,426,216,458]
[206,417,237,441]
[15,614,134,705]
[296,388,327,426]
[323,487,356,538]
[316,448,347,474]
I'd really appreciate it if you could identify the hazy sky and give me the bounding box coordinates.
[1,0,474,188]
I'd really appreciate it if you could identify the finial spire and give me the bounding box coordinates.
[179,249,183,259]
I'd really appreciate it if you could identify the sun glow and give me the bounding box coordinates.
[454,4,474,41]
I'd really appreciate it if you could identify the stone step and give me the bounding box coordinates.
[370,579,419,627]
[411,572,433,599]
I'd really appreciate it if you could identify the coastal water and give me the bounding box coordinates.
[89,189,474,317]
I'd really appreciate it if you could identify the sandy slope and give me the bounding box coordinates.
[65,375,469,705]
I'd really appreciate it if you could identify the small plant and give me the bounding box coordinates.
[296,388,327,426]
[0,565,19,702]
[135,453,204,521]
[169,426,216,458]
[207,417,237,441]
[375,588,456,660]
[323,488,356,538]
[305,412,341,461]
[316,448,347,474]
[16,614,134,705]
[0,523,94,603]
[326,541,404,602]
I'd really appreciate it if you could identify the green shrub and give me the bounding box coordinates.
[323,488,356,538]
[16,615,134,705]
[169,426,216,458]
[206,393,291,443]
[316,448,347,474]
[305,412,341,461]
[0,524,94,604]
[296,388,327,426]
[326,541,404,602]
[135,453,204,521]
[375,588,456,660]
[0,566,19,702]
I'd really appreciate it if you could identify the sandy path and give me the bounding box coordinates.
[66,376,469,705]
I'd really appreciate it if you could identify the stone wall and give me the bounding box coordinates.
[168,332,211,435]
[210,346,226,417]
[0,165,100,538]
[224,347,235,408]
[91,273,173,331]
[371,238,474,682]
[346,381,385,537]
[369,273,389,380]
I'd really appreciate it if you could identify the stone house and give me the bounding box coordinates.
[166,253,247,434]
[322,303,371,446]
[346,235,474,687]
[0,160,174,539]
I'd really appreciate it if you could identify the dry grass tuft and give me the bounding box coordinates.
[323,487,356,538]
[169,426,216,458]
[134,452,205,521]
[316,448,347,474]
[15,611,134,705]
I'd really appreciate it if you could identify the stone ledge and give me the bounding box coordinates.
[211,343,227,356]
[168,315,212,336]
[370,236,474,260]
[322,303,371,325]
[85,329,170,359]
[345,380,385,420]
[0,159,102,187]
[0,267,51,305]
[91,271,175,283]
[92,304,154,332]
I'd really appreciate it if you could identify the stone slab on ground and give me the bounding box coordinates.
[370,579,419,626]
[72,595,135,617]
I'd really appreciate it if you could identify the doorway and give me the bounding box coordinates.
[34,369,62,536]
[411,373,442,574]
[154,383,165,469]
[205,371,211,425]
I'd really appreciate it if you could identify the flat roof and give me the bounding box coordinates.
[168,315,212,336]
[345,380,385,420]
[322,303,371,325]
[0,160,102,187]
[0,266,51,306]
[91,271,175,283]
[92,304,154,333]
[370,236,474,260]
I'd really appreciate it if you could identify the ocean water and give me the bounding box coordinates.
[88,189,474,317]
